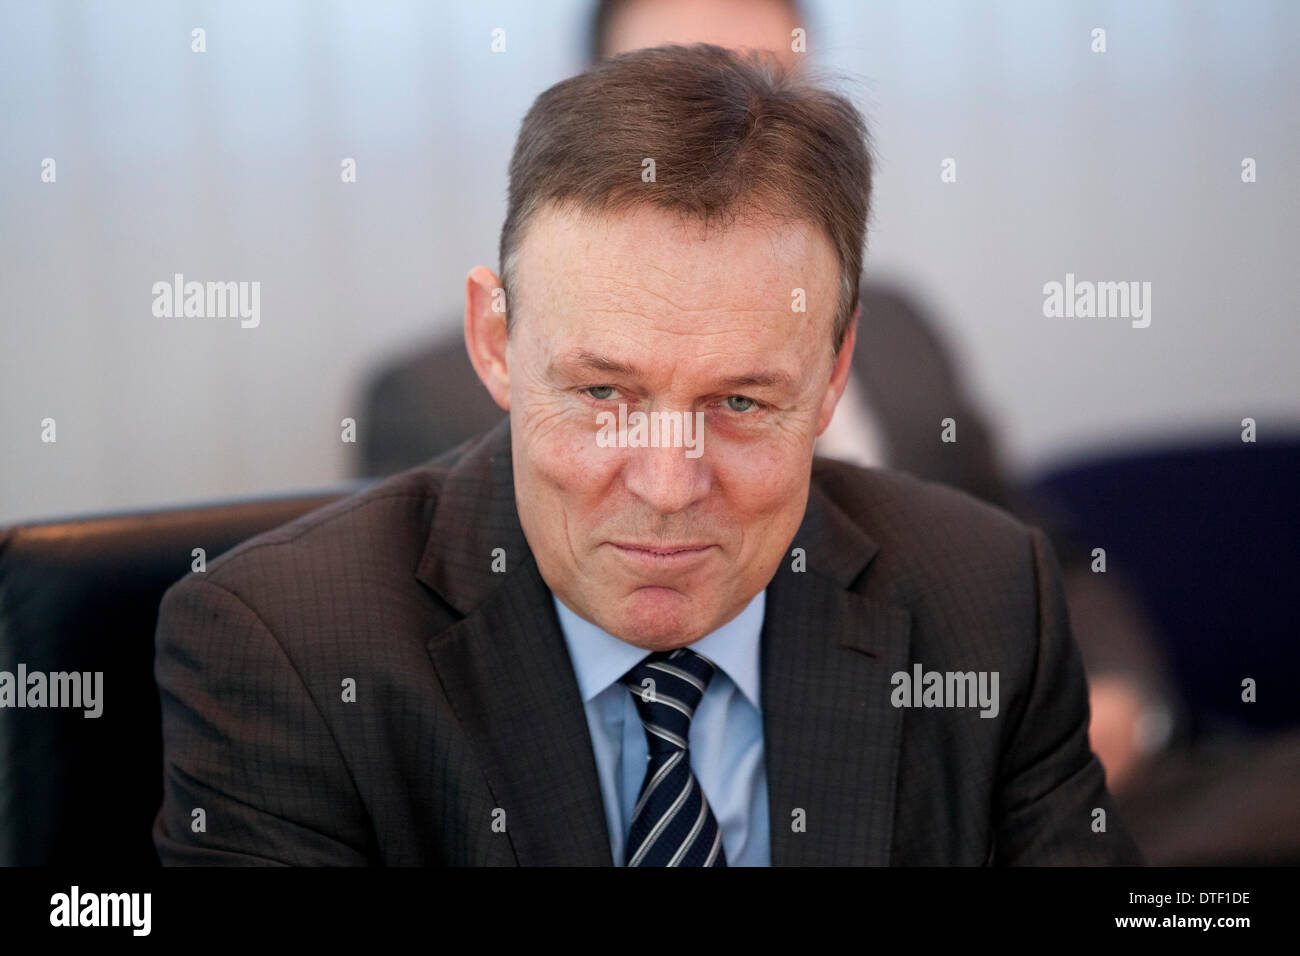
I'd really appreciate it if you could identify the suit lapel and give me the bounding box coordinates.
[426,557,613,865]
[417,422,612,865]
[763,479,912,865]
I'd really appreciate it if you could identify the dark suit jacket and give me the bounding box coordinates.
[153,418,1140,865]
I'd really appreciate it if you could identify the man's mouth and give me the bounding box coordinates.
[609,542,715,567]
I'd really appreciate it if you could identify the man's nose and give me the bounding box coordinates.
[621,438,710,516]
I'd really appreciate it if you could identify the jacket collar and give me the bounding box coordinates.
[417,419,530,616]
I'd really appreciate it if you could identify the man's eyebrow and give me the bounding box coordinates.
[714,371,797,391]
[550,351,798,391]
[550,350,641,379]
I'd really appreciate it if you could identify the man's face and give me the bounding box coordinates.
[490,204,850,650]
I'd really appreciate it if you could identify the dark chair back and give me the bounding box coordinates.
[0,490,356,865]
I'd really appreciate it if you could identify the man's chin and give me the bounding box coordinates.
[608,586,707,650]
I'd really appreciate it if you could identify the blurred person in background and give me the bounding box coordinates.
[355,0,1299,863]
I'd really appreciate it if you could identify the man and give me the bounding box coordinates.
[154,45,1140,865]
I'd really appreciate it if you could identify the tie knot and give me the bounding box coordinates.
[621,647,717,754]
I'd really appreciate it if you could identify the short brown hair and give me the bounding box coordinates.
[498,43,872,353]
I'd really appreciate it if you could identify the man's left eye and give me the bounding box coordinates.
[724,396,759,413]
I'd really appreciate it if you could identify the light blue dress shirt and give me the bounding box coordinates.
[552,591,770,866]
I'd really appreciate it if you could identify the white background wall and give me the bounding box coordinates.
[2,0,1297,523]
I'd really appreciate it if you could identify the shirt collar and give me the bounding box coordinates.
[552,590,766,711]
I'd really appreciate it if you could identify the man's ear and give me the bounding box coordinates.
[464,265,510,411]
[816,309,858,436]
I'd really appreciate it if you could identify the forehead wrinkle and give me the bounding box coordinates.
[577,270,710,317]
[539,221,829,324]
[585,305,787,318]
[575,255,796,314]
[570,274,833,329]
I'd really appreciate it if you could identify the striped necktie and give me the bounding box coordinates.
[619,647,728,867]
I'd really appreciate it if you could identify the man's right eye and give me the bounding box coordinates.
[584,385,617,400]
